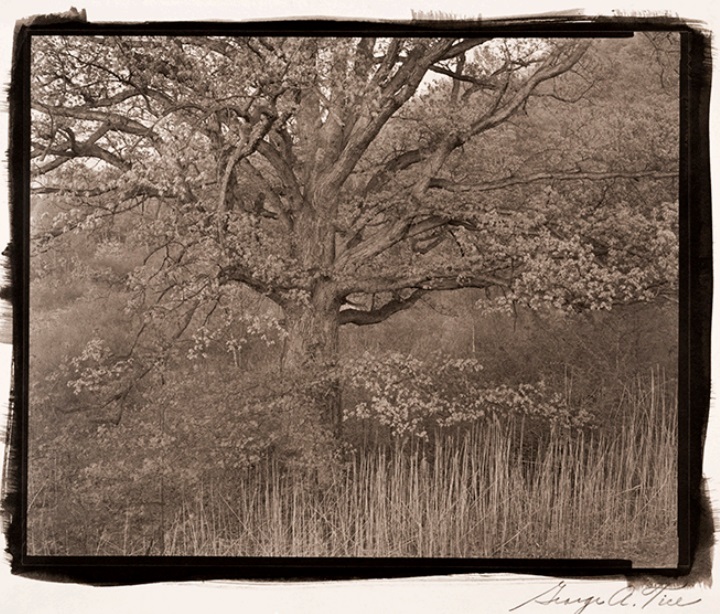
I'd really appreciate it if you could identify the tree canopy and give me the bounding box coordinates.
[30,33,679,437]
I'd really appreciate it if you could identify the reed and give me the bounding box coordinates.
[161,369,677,562]
[29,369,677,563]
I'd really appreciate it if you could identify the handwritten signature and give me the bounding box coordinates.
[510,581,702,614]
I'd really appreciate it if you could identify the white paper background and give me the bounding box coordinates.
[0,2,717,612]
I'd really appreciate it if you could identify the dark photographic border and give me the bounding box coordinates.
[3,14,712,585]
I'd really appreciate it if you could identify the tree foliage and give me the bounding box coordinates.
[30,33,679,435]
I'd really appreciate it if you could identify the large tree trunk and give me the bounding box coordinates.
[278,147,345,434]
[281,279,344,439]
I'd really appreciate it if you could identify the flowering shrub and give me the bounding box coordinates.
[341,351,591,439]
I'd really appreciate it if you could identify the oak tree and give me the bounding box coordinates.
[30,33,678,442]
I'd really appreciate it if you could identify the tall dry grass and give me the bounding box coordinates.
[159,369,677,562]
[27,370,676,562]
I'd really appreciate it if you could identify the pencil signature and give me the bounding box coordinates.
[510,580,702,614]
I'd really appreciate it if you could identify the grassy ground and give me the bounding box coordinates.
[161,372,677,562]
[28,371,677,564]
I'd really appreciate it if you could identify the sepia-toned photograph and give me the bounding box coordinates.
[26,29,680,566]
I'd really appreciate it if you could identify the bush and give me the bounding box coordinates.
[341,351,590,442]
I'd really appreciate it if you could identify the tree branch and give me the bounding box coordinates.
[321,39,476,196]
[428,169,678,193]
[338,41,595,273]
[338,268,510,325]
[465,41,592,139]
[339,290,427,325]
[340,270,510,297]
[217,263,292,307]
[216,108,285,242]
[32,101,158,141]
